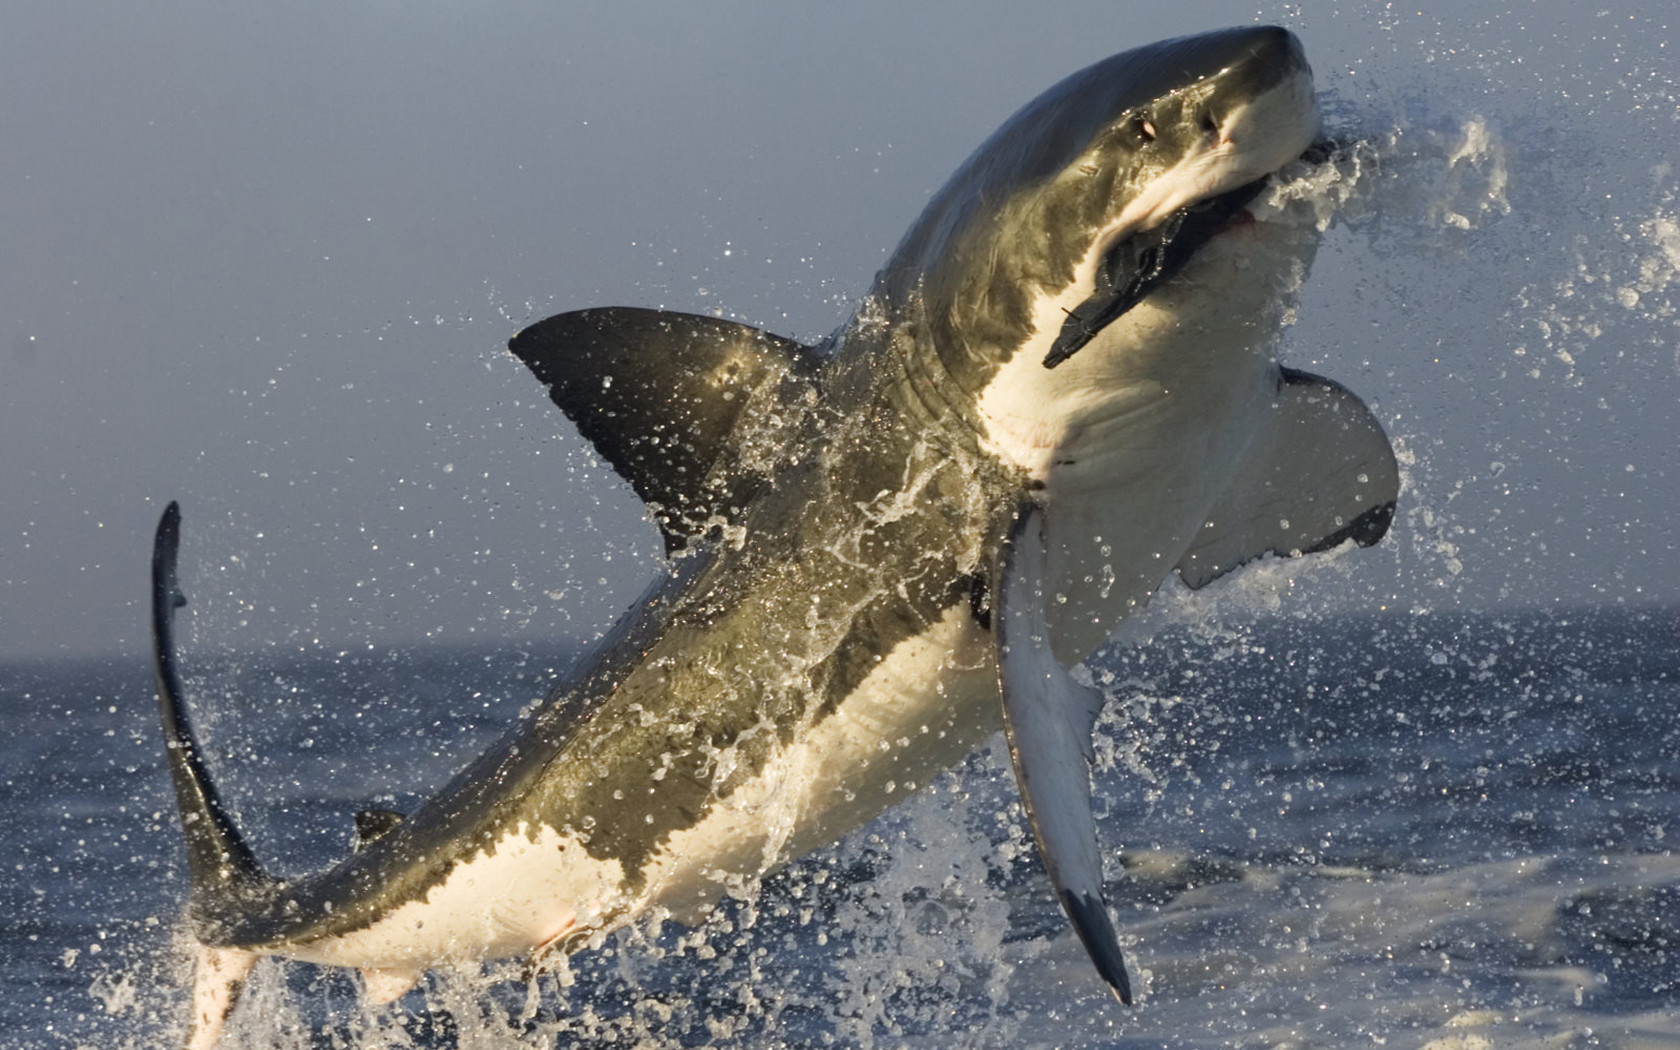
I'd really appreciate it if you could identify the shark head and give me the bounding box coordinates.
[830,27,1345,665]
[868,26,1321,396]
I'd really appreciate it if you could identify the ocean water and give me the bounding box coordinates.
[5,606,1676,1049]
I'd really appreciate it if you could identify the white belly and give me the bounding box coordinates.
[285,824,625,971]
[279,604,1000,971]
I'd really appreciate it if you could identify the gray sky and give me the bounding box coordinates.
[2,1,1676,661]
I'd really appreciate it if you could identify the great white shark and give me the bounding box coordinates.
[150,26,1398,1048]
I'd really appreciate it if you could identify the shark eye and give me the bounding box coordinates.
[1200,112,1220,137]
[1129,115,1156,145]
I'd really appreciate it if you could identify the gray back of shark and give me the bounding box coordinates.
[151,25,1398,1046]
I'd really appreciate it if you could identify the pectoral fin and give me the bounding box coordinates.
[1176,368,1398,588]
[995,504,1133,1004]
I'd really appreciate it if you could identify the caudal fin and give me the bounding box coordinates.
[151,503,272,915]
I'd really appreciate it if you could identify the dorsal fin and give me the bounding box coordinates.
[352,808,405,851]
[509,307,821,555]
[1175,368,1399,589]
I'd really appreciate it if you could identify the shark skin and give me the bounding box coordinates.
[150,26,1399,1047]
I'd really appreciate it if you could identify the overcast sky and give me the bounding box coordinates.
[2,1,1675,661]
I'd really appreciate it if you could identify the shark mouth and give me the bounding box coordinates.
[1041,137,1346,370]
[1042,177,1269,369]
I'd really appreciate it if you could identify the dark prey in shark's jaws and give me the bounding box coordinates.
[149,26,1398,1049]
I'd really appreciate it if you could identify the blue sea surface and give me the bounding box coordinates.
[4,607,1676,1048]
